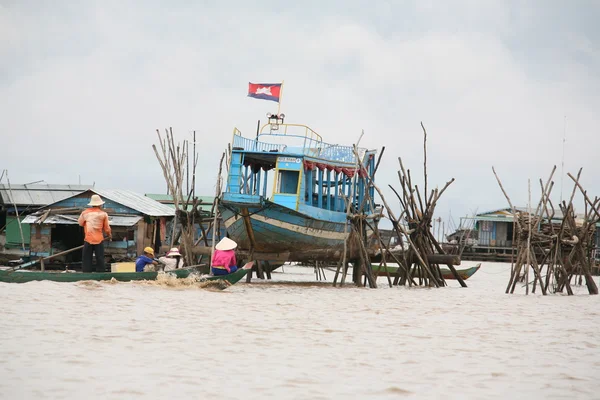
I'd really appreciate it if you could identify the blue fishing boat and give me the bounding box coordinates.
[220,113,379,254]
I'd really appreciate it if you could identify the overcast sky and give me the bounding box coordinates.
[2,0,599,231]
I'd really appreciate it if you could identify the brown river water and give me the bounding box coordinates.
[1,261,599,399]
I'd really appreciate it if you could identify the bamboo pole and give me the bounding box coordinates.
[333,131,364,287]
[210,153,226,269]
[421,122,428,206]
[526,179,531,295]
[568,172,600,220]
[368,172,439,287]
[5,170,25,251]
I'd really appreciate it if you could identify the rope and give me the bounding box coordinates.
[220,202,274,218]
[482,270,509,275]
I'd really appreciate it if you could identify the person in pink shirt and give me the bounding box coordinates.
[211,237,239,276]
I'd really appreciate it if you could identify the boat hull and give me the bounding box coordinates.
[371,263,481,280]
[440,264,481,280]
[0,268,248,286]
[220,200,348,253]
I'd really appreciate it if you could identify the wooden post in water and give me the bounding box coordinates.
[331,122,463,289]
[493,166,598,295]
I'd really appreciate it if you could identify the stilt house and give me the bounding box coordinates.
[22,189,174,264]
[0,184,91,254]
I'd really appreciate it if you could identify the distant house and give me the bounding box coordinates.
[0,184,92,252]
[474,207,600,252]
[145,194,226,247]
[22,189,174,265]
[446,229,478,245]
[473,208,523,248]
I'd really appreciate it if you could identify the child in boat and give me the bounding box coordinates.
[158,248,185,271]
[211,237,238,276]
[135,247,158,272]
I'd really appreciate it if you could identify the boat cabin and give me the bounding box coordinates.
[224,115,377,217]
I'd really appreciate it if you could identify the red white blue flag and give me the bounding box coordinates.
[248,82,282,102]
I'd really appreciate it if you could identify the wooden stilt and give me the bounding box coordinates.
[264,260,272,280]
[256,260,265,279]
[493,166,599,295]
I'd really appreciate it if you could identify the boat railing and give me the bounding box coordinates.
[319,144,366,164]
[260,123,323,143]
[232,133,287,153]
[232,126,367,165]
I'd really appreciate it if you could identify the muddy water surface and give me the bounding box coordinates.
[0,262,599,399]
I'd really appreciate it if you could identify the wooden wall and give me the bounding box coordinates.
[30,224,52,257]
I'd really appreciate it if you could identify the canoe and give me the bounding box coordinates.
[440,264,481,280]
[371,263,481,280]
[0,267,248,286]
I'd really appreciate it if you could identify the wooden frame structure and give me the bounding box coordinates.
[493,166,599,295]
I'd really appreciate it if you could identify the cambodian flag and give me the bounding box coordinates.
[248,82,282,102]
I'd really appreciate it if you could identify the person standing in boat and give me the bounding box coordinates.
[211,237,239,275]
[78,194,112,273]
[158,247,185,271]
[136,247,159,272]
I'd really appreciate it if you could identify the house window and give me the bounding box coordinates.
[507,222,514,239]
[276,170,299,194]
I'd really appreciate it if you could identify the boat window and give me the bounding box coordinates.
[277,170,300,194]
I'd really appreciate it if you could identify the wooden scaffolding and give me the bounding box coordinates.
[493,166,599,295]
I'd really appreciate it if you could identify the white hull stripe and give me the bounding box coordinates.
[223,215,237,229]
[223,214,348,241]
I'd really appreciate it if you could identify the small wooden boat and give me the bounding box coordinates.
[0,267,248,286]
[440,264,481,280]
[371,263,481,280]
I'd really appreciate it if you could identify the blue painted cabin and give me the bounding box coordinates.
[220,117,378,253]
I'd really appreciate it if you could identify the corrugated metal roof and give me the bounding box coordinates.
[145,193,215,203]
[0,184,93,207]
[92,189,174,217]
[145,194,172,202]
[477,207,529,216]
[145,193,215,212]
[23,214,142,227]
[476,207,575,221]
[475,214,600,226]
[108,215,143,226]
[475,216,519,223]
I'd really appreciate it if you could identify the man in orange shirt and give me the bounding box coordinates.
[78,194,112,272]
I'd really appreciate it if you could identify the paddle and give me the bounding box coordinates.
[8,259,41,272]
[9,244,86,271]
[8,234,111,272]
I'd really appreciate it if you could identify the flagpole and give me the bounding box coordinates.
[277,80,284,115]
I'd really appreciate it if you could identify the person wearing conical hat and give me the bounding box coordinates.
[158,247,185,272]
[211,237,238,276]
[78,194,112,273]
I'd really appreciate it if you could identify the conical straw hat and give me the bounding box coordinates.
[167,248,181,257]
[215,237,237,251]
[88,194,105,206]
